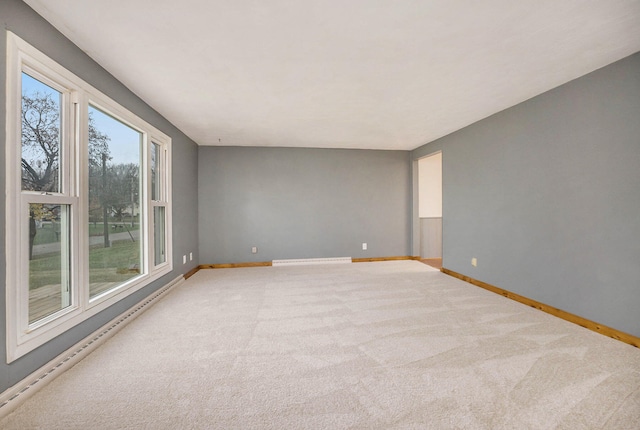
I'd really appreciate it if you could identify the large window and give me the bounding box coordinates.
[87,105,143,299]
[5,33,172,362]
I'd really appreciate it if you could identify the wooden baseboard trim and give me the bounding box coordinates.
[353,256,420,263]
[441,267,640,349]
[183,266,200,279]
[200,262,272,269]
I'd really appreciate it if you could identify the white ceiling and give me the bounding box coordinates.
[24,0,640,151]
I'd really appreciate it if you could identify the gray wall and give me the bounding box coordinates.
[412,52,640,337]
[198,147,411,264]
[420,218,442,259]
[0,0,199,391]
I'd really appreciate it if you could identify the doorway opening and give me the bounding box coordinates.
[417,152,442,269]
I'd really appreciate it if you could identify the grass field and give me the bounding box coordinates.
[29,239,141,291]
[34,222,139,245]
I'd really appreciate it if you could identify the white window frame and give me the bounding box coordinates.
[5,32,173,362]
[149,138,172,270]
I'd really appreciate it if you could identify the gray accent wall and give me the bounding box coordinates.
[198,147,411,264]
[412,52,640,337]
[0,0,199,392]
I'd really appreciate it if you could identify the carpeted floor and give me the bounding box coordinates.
[2,261,639,429]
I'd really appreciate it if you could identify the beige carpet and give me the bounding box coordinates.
[2,261,639,429]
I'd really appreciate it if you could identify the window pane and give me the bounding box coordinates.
[28,204,71,324]
[151,143,160,201]
[154,206,166,265]
[21,73,62,193]
[88,106,143,298]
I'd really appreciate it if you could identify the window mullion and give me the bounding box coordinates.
[144,135,152,274]
[75,92,89,311]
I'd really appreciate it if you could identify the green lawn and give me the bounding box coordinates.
[34,222,139,245]
[29,239,141,290]
[33,224,59,245]
[88,222,139,237]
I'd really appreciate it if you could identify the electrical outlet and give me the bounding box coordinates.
[189,252,193,261]
[471,257,477,267]
[183,255,187,264]
[251,246,257,254]
[362,243,367,250]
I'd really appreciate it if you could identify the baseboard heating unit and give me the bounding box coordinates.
[272,257,352,266]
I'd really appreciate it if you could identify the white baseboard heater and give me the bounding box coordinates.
[272,257,352,266]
